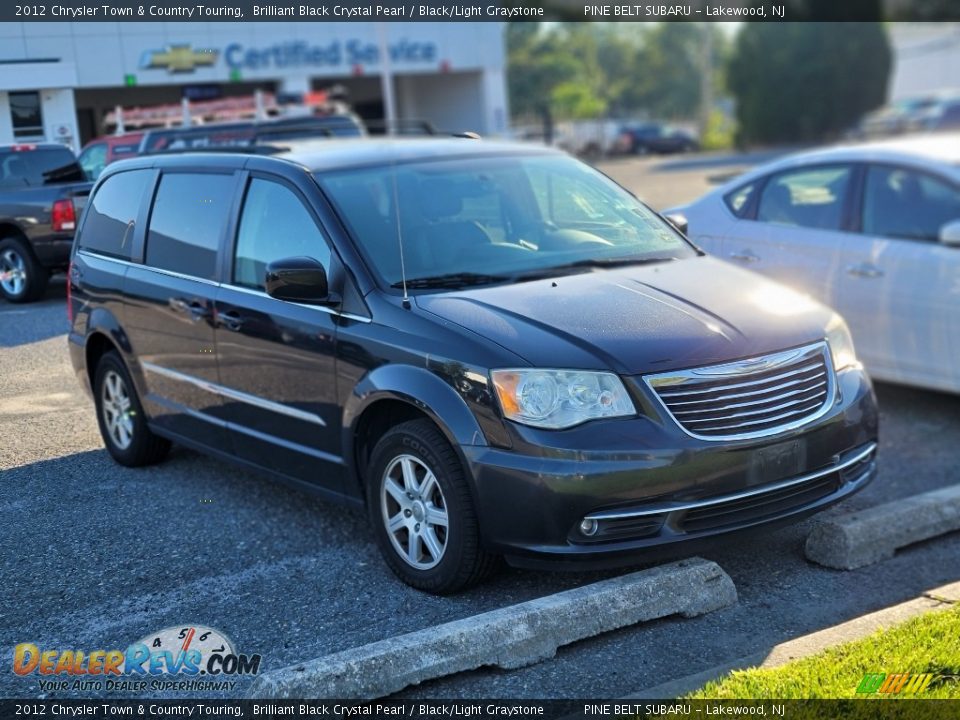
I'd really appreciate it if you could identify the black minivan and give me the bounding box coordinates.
[68,138,879,593]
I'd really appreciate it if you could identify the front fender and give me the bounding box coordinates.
[343,363,489,448]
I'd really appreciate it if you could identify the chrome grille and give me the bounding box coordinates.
[644,342,835,440]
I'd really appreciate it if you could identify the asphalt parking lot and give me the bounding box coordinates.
[2,153,958,700]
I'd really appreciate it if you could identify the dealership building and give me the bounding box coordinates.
[0,22,508,151]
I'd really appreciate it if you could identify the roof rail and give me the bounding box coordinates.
[142,145,289,157]
[364,119,438,136]
[253,124,335,141]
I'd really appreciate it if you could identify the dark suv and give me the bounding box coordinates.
[68,139,879,593]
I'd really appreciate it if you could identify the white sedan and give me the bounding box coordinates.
[667,134,960,394]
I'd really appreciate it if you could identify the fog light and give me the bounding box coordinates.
[579,518,599,536]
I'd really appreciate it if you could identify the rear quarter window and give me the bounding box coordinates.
[78,169,153,260]
[145,172,235,280]
[723,181,757,218]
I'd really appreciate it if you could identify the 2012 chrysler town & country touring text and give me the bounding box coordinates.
[68,139,879,593]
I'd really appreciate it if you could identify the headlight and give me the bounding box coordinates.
[825,313,859,372]
[491,369,635,429]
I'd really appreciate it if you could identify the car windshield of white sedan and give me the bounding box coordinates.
[318,154,695,289]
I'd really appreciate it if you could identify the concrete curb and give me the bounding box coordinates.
[247,557,737,699]
[629,580,960,699]
[805,483,960,569]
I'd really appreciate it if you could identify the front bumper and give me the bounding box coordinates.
[463,367,878,569]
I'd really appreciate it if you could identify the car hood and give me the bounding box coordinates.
[415,255,835,375]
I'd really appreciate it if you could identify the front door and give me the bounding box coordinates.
[723,164,855,309]
[213,175,344,492]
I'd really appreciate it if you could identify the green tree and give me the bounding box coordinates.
[506,22,728,124]
[728,22,891,144]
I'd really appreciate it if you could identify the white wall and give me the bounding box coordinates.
[396,71,485,134]
[0,21,507,144]
[41,89,80,152]
[0,88,79,151]
[889,23,960,100]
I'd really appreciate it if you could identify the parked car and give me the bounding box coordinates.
[139,114,365,153]
[908,94,960,134]
[69,139,878,592]
[850,95,939,139]
[0,143,92,302]
[77,132,145,181]
[667,134,960,394]
[616,123,699,155]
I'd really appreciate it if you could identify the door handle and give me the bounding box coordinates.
[729,249,760,263]
[218,310,244,331]
[187,301,210,321]
[846,263,884,278]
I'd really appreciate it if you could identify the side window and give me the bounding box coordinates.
[757,165,852,230]
[862,166,960,242]
[78,169,153,260]
[233,179,332,290]
[724,182,756,218]
[145,173,235,280]
[78,143,107,181]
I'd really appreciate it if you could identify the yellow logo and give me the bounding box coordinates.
[139,45,218,73]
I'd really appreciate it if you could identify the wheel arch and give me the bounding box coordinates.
[82,308,139,391]
[0,221,28,243]
[342,364,489,503]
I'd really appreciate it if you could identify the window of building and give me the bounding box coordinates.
[9,92,44,139]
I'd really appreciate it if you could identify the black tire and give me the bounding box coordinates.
[0,236,49,303]
[366,419,499,594]
[93,351,171,467]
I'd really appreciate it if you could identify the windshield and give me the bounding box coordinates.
[317,153,696,289]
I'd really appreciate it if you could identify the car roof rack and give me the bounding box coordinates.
[364,119,437,136]
[142,144,290,156]
[363,119,481,139]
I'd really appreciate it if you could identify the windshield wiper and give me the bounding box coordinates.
[514,256,676,281]
[390,272,510,290]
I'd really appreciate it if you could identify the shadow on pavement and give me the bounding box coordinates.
[0,276,68,347]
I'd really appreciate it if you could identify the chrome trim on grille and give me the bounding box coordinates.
[584,441,877,521]
[643,342,836,441]
[142,361,327,427]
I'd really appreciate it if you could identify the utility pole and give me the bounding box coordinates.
[377,22,397,135]
[699,22,714,140]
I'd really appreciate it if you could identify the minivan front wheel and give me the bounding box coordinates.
[93,351,171,467]
[366,419,498,593]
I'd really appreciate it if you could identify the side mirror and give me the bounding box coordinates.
[663,212,688,236]
[265,256,337,304]
[939,220,960,247]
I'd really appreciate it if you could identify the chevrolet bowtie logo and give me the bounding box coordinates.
[139,44,218,73]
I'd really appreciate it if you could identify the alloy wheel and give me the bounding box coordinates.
[101,369,134,450]
[380,454,449,570]
[0,249,26,296]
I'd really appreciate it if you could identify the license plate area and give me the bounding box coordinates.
[748,438,807,485]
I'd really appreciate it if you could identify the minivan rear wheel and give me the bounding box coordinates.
[93,351,171,467]
[366,419,499,593]
[0,237,48,303]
